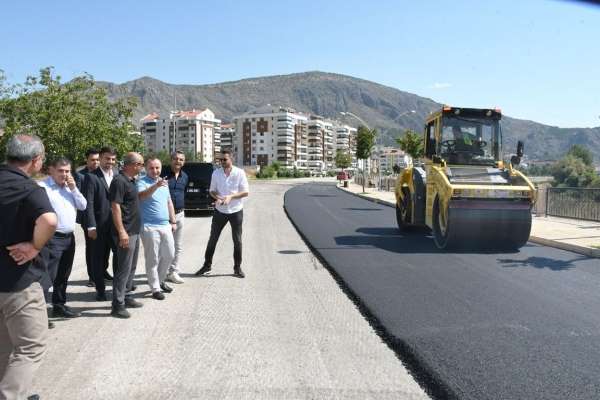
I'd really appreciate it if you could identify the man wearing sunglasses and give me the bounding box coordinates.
[195,149,249,278]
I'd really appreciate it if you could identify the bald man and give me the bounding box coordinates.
[109,152,144,319]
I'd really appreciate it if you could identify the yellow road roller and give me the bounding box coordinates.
[395,106,536,250]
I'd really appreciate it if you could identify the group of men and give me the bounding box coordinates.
[0,134,249,399]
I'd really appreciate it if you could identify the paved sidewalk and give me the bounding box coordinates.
[339,181,600,258]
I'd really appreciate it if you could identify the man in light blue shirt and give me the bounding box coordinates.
[38,157,87,319]
[137,157,177,300]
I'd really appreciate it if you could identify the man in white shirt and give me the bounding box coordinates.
[195,149,249,278]
[39,157,87,319]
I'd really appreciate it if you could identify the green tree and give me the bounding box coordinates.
[396,128,423,159]
[334,149,352,170]
[0,67,142,166]
[566,144,593,166]
[551,155,598,188]
[355,125,377,193]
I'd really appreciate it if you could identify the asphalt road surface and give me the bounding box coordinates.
[31,179,428,400]
[284,182,600,400]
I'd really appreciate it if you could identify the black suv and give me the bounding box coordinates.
[162,162,216,211]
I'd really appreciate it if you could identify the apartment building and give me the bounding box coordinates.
[375,146,410,173]
[140,112,169,153]
[218,123,236,153]
[306,115,336,172]
[140,108,221,162]
[334,124,358,169]
[232,107,308,169]
[170,109,220,162]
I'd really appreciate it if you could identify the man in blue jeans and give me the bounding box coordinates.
[195,149,249,278]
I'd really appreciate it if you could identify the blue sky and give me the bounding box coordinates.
[1,0,599,128]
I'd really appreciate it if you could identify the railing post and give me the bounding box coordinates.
[545,186,549,217]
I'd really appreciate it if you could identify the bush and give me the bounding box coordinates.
[304,170,312,177]
[327,170,336,177]
[257,165,276,179]
[277,168,292,178]
[293,168,303,178]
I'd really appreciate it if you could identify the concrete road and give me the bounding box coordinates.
[284,183,600,400]
[31,179,429,400]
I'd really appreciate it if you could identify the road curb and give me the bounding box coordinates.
[337,186,600,258]
[336,185,396,208]
[528,236,600,258]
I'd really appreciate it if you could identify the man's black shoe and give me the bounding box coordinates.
[103,272,113,281]
[124,297,143,308]
[159,282,173,293]
[27,395,40,400]
[53,304,81,318]
[86,280,95,287]
[195,265,211,276]
[48,321,55,329]
[152,291,165,300]
[96,292,108,301]
[111,305,130,319]
[233,267,245,279]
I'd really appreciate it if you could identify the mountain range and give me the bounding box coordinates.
[100,71,600,162]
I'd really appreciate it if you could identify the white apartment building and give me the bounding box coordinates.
[171,109,220,162]
[140,108,221,162]
[374,146,410,173]
[218,123,235,153]
[334,124,357,169]
[232,107,308,169]
[306,116,335,172]
[140,113,169,153]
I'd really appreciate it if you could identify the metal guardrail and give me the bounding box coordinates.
[353,176,600,223]
[546,188,600,222]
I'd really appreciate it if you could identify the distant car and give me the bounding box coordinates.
[162,162,216,212]
[337,171,349,181]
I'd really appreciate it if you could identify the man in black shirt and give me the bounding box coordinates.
[0,134,57,400]
[163,151,188,284]
[109,152,144,318]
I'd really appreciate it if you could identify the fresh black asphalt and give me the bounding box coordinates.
[284,182,600,400]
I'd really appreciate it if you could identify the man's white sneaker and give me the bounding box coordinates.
[166,271,185,284]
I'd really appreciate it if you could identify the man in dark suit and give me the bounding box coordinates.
[76,148,100,287]
[83,146,119,301]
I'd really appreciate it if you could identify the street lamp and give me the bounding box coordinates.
[339,111,371,185]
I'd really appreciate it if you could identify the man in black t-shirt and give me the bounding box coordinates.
[0,135,57,400]
[109,152,144,318]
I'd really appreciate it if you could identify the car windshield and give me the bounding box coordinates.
[439,116,500,165]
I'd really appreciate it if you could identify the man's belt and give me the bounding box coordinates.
[54,231,73,238]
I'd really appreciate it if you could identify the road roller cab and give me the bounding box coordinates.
[395,106,537,250]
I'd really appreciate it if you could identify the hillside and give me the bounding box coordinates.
[100,71,600,161]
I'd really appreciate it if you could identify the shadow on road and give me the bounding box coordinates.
[497,255,588,271]
[334,227,524,255]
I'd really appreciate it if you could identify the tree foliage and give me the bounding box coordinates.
[551,154,600,188]
[334,149,352,170]
[355,126,377,161]
[566,144,593,166]
[0,67,143,166]
[396,128,423,159]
